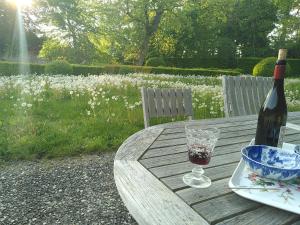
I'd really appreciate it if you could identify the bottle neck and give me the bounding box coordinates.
[273,79,284,89]
[274,60,286,80]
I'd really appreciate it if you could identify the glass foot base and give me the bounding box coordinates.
[182,166,211,188]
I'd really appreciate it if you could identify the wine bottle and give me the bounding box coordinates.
[255,49,288,147]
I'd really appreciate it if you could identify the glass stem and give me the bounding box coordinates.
[192,165,204,178]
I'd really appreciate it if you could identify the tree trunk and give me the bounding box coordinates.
[137,34,151,66]
[136,9,163,66]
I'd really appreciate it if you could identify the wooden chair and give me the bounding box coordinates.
[222,75,273,117]
[141,87,193,128]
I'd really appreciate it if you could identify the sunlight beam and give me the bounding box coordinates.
[6,0,32,8]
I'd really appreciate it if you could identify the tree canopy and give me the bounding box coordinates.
[1,0,300,65]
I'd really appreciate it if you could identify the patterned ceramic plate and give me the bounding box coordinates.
[229,154,300,214]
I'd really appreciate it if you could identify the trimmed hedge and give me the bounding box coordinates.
[165,57,235,69]
[0,61,45,75]
[236,57,262,74]
[145,57,166,67]
[238,57,300,76]
[288,59,300,76]
[45,60,73,75]
[253,57,292,77]
[0,61,241,76]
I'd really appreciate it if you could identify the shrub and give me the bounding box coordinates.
[45,60,73,75]
[145,57,166,67]
[253,57,291,77]
[288,59,300,76]
[237,57,262,74]
[0,61,45,76]
[72,64,105,75]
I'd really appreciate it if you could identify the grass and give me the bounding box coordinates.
[0,74,300,160]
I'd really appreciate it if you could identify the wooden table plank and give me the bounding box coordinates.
[115,112,300,225]
[114,160,208,225]
[140,152,187,168]
[216,206,300,225]
[176,178,232,205]
[115,127,163,160]
[161,163,237,191]
[193,193,261,224]
[142,144,187,159]
[149,152,241,178]
[143,141,250,160]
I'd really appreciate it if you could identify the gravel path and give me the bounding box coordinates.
[0,152,137,225]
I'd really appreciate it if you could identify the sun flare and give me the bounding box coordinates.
[6,0,32,8]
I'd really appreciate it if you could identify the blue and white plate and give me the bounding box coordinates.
[241,145,300,180]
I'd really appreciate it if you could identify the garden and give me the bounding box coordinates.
[1,72,300,160]
[1,0,300,224]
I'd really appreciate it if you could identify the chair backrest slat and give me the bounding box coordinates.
[154,89,163,117]
[176,89,184,115]
[222,76,273,117]
[250,77,260,113]
[141,87,193,128]
[169,89,177,116]
[147,88,156,117]
[183,89,193,116]
[162,89,171,116]
[240,77,251,115]
[244,77,256,115]
[234,76,247,116]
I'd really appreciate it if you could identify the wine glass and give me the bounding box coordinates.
[183,125,220,188]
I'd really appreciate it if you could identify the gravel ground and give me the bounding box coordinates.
[0,152,138,225]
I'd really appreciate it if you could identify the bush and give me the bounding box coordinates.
[45,60,73,75]
[288,59,300,76]
[253,57,292,77]
[237,57,262,74]
[145,57,166,67]
[165,57,237,68]
[0,61,45,76]
[0,61,241,77]
[72,64,105,75]
[150,66,240,76]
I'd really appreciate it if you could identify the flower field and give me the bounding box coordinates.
[0,73,300,160]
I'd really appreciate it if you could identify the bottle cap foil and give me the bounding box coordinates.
[278,49,287,60]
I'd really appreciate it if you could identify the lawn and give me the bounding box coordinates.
[0,73,300,160]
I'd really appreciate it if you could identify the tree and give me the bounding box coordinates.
[151,0,236,59]
[0,2,17,58]
[270,0,300,57]
[226,0,277,57]
[33,0,102,63]
[108,0,183,65]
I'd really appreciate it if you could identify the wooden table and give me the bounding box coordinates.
[114,112,300,225]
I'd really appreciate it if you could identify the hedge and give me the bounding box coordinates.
[0,61,44,75]
[165,57,300,76]
[288,59,300,76]
[0,61,241,76]
[236,57,262,74]
[165,57,236,69]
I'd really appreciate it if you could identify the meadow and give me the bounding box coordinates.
[0,73,300,160]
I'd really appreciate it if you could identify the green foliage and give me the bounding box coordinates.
[237,58,262,74]
[0,61,240,76]
[288,59,300,76]
[72,64,105,75]
[2,74,300,160]
[45,60,73,75]
[0,61,45,75]
[226,0,277,57]
[165,57,237,69]
[145,57,166,67]
[253,57,292,77]
[39,39,70,61]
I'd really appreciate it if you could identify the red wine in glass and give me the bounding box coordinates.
[188,144,211,165]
